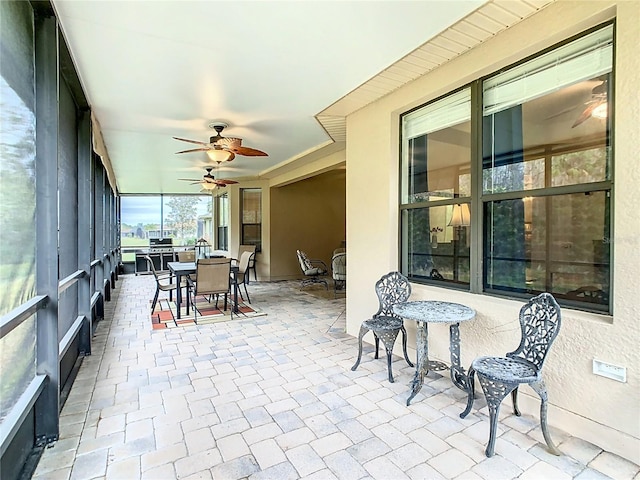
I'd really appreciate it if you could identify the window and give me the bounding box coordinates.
[400,88,472,286]
[400,24,613,312]
[241,188,262,252]
[216,193,229,251]
[120,195,211,261]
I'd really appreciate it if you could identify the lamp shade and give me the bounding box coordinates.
[206,149,234,163]
[448,204,470,227]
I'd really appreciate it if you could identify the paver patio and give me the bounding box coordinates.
[33,274,639,480]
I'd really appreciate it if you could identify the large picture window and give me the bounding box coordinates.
[120,195,211,262]
[400,24,613,312]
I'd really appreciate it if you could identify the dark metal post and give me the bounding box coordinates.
[95,166,106,307]
[78,110,92,355]
[34,11,60,445]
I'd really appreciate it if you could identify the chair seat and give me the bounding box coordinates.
[472,355,539,383]
[304,267,326,275]
[362,315,403,331]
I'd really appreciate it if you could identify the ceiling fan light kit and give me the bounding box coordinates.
[173,122,268,161]
[177,166,239,191]
[572,78,608,128]
[206,149,235,163]
[591,102,608,119]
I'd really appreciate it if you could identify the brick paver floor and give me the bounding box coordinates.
[33,274,639,480]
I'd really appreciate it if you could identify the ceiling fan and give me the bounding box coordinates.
[572,78,608,128]
[178,167,238,191]
[173,122,268,162]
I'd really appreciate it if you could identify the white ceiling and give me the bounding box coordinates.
[53,0,559,196]
[52,0,493,194]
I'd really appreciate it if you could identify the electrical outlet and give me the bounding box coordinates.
[592,359,627,383]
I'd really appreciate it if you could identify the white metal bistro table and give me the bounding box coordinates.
[393,300,475,406]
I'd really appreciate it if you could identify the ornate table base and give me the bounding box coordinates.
[393,300,476,406]
[406,321,469,406]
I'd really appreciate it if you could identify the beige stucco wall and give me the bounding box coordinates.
[270,170,346,281]
[346,0,639,463]
[227,179,271,281]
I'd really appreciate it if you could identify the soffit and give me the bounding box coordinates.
[317,0,555,141]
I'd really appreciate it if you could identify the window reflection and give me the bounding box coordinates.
[484,193,610,307]
[402,205,470,284]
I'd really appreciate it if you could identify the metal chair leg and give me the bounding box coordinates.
[243,283,251,304]
[351,325,368,371]
[379,330,400,383]
[476,373,513,457]
[400,326,414,367]
[385,348,394,383]
[511,387,521,416]
[531,380,561,456]
[460,366,476,419]
[151,288,159,312]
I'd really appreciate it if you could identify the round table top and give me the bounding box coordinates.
[393,300,475,324]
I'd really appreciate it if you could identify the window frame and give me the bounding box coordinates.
[399,85,473,289]
[240,188,262,252]
[399,22,615,314]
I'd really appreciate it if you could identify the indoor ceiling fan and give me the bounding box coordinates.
[178,167,238,191]
[173,122,268,162]
[572,77,608,128]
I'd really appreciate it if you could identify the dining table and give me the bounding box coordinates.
[167,261,240,319]
[393,300,476,406]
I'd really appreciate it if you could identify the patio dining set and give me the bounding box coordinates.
[147,245,257,321]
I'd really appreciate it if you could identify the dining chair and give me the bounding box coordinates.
[351,271,414,383]
[146,255,186,313]
[177,250,195,262]
[237,245,257,282]
[460,292,562,457]
[187,257,231,321]
[235,250,253,304]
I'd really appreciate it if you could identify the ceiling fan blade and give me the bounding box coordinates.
[214,179,239,185]
[572,102,600,128]
[178,178,202,182]
[173,136,209,146]
[226,145,268,156]
[175,147,210,154]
